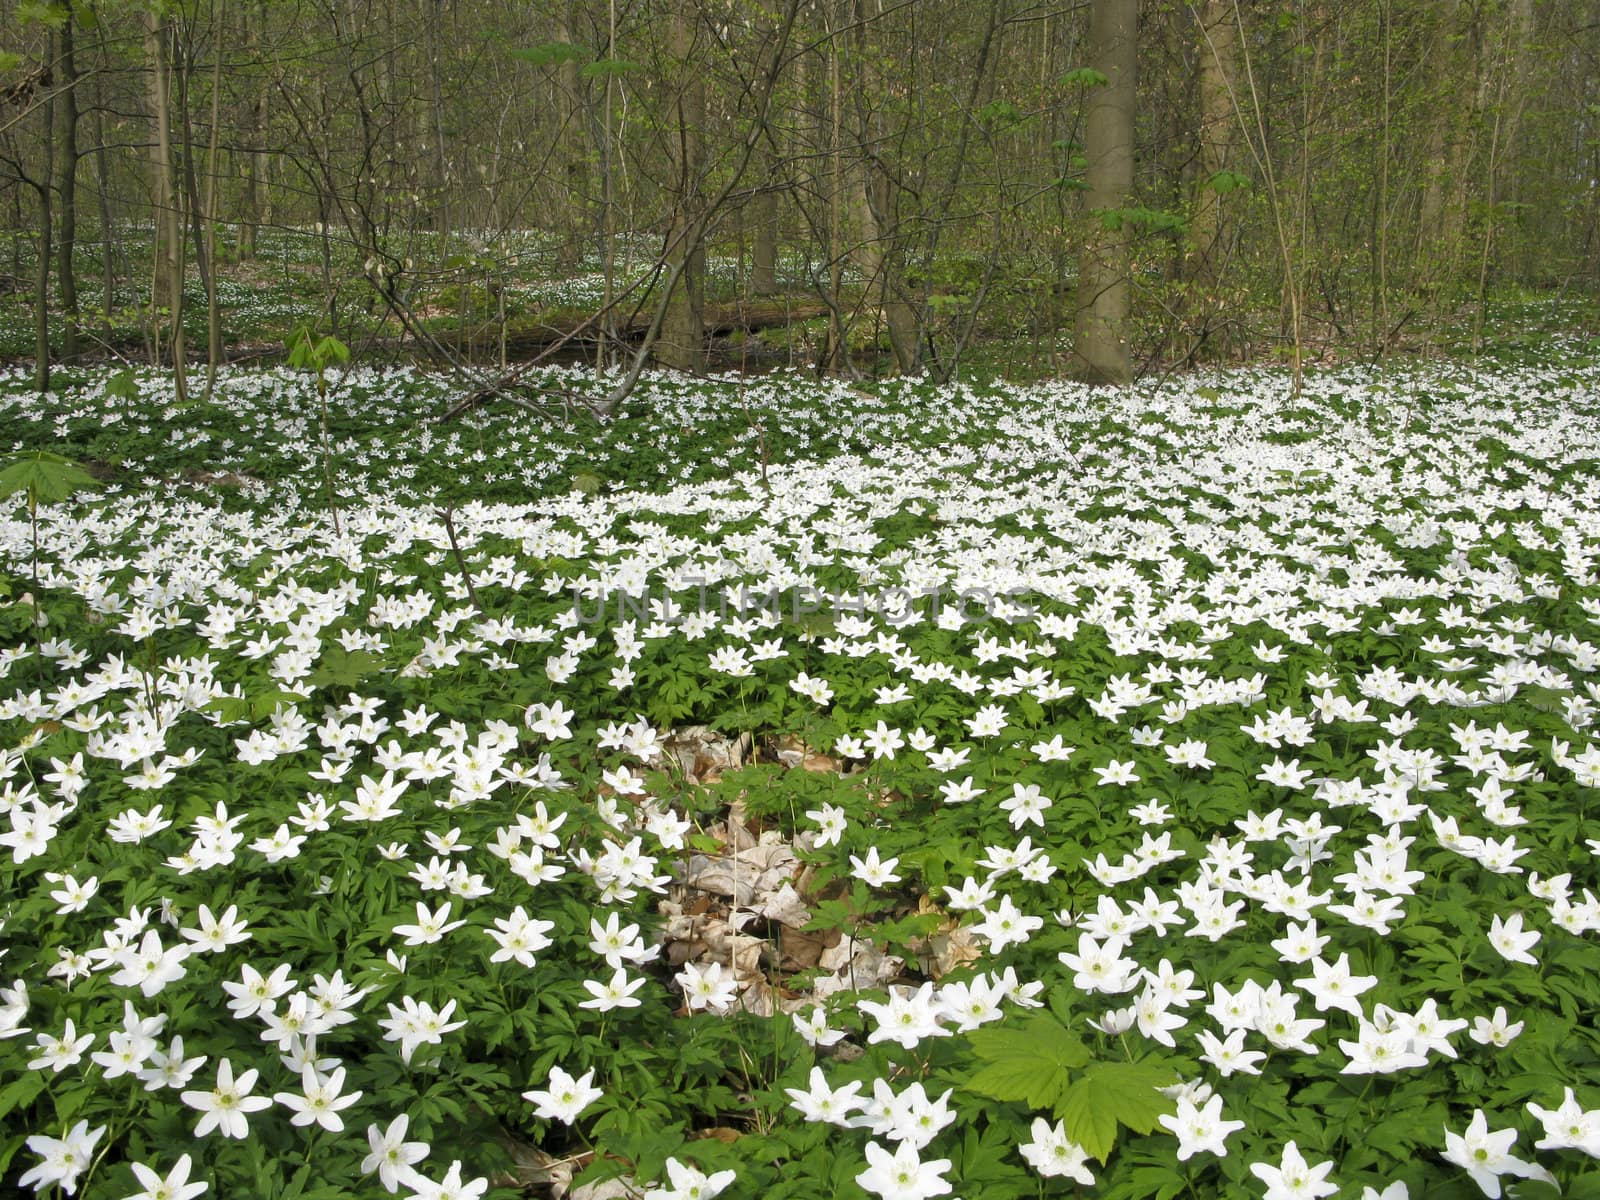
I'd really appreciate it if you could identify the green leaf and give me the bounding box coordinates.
[1560,1173,1600,1200]
[1061,66,1108,88]
[202,695,253,724]
[965,1012,1090,1110]
[510,42,586,68]
[316,334,351,365]
[1202,168,1252,195]
[0,451,101,506]
[1096,205,1188,235]
[579,57,638,79]
[104,368,139,403]
[16,0,68,28]
[310,647,384,689]
[976,99,1024,127]
[0,1071,46,1122]
[1054,1061,1179,1164]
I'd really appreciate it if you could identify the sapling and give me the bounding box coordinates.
[287,324,350,536]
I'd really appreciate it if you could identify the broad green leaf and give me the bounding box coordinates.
[1054,1060,1179,1164]
[965,1012,1090,1110]
[1061,66,1108,88]
[310,647,384,689]
[202,695,253,724]
[316,334,351,365]
[1203,168,1252,195]
[0,451,101,505]
[0,1071,46,1122]
[104,368,139,402]
[579,57,637,79]
[510,42,586,68]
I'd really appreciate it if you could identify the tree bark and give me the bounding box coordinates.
[751,149,779,296]
[1189,0,1233,290]
[56,19,80,362]
[34,32,56,394]
[238,2,264,260]
[91,67,116,329]
[1073,0,1138,384]
[658,2,706,373]
[145,11,188,400]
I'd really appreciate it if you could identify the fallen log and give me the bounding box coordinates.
[420,298,828,360]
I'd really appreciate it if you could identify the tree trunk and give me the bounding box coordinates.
[34,32,56,394]
[1189,0,1233,291]
[751,149,779,296]
[91,69,116,329]
[658,3,705,373]
[426,0,450,239]
[558,8,589,270]
[238,2,264,260]
[145,11,188,400]
[849,0,920,376]
[56,20,80,362]
[205,0,225,394]
[852,167,919,374]
[1073,0,1138,384]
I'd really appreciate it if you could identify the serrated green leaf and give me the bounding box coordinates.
[0,451,101,506]
[1061,66,1108,88]
[104,368,139,402]
[202,695,253,724]
[1054,1061,1179,1164]
[310,647,384,689]
[965,1012,1090,1110]
[0,1071,46,1122]
[579,57,637,79]
[510,42,586,68]
[1561,1173,1600,1200]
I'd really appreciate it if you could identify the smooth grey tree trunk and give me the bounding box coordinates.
[1073,0,1137,385]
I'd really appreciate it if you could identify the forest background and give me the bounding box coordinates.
[1,0,1596,399]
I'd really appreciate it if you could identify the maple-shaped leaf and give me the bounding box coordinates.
[0,451,100,507]
[1055,1060,1179,1164]
[964,1012,1090,1111]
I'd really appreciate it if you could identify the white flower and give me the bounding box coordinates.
[523,1065,604,1124]
[785,1067,866,1125]
[274,1064,362,1131]
[1249,1140,1337,1199]
[1526,1087,1600,1155]
[1157,1092,1244,1161]
[124,1153,209,1200]
[676,961,739,1013]
[18,1120,105,1195]
[363,1114,430,1193]
[1486,912,1540,965]
[643,1157,736,1200]
[180,1058,272,1139]
[1441,1110,1554,1197]
[855,1140,952,1200]
[1017,1117,1094,1183]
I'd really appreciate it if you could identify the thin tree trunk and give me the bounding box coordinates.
[751,149,779,296]
[238,2,263,260]
[1073,0,1138,385]
[426,0,449,240]
[92,70,116,330]
[205,0,225,393]
[658,2,706,373]
[1189,0,1233,291]
[56,19,80,362]
[145,11,187,400]
[34,32,56,394]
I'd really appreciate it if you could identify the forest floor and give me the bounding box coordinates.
[2,344,1600,1199]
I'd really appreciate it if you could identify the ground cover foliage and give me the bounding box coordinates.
[2,346,1600,1200]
